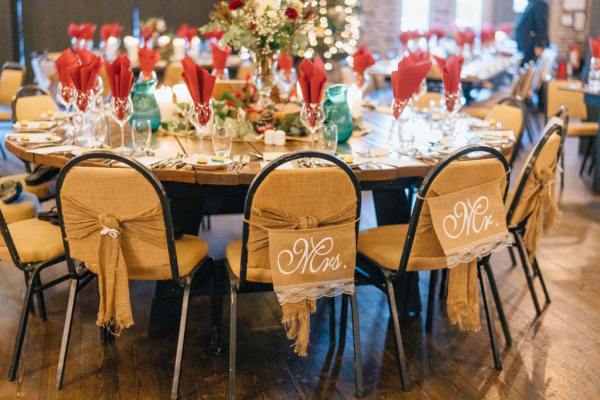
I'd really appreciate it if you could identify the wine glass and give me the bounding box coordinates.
[109,96,134,155]
[320,124,338,154]
[91,110,109,148]
[391,97,414,153]
[212,126,232,158]
[72,89,96,146]
[212,68,230,81]
[132,119,152,154]
[57,83,75,143]
[300,103,326,148]
[441,85,464,137]
[275,68,297,100]
[187,101,213,153]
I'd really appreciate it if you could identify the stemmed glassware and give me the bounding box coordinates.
[187,101,213,153]
[275,68,297,101]
[109,96,134,155]
[72,88,96,146]
[300,103,326,149]
[441,84,464,137]
[56,82,75,143]
[391,97,415,154]
[132,119,152,154]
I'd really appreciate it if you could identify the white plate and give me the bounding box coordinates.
[432,145,459,155]
[183,154,232,169]
[338,155,368,168]
[6,133,62,144]
[13,120,57,131]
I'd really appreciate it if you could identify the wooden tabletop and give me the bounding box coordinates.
[5,110,513,186]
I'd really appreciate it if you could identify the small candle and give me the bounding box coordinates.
[172,38,186,61]
[189,37,201,60]
[155,86,175,122]
[274,130,286,146]
[123,36,139,65]
[264,129,276,145]
[172,83,192,104]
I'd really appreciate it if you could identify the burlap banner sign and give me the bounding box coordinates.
[268,223,356,304]
[427,180,511,267]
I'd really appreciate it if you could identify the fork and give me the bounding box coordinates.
[238,154,250,172]
[228,154,241,173]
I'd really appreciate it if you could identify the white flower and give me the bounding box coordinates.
[267,9,278,19]
[256,0,278,17]
[155,18,167,33]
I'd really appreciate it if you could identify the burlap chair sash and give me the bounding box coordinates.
[62,194,166,332]
[419,171,510,332]
[244,203,357,356]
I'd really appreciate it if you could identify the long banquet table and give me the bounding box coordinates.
[5,109,514,332]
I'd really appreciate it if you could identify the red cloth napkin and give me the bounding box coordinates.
[202,30,224,40]
[456,29,475,48]
[391,56,432,102]
[69,50,102,94]
[68,23,81,39]
[181,56,216,104]
[590,37,600,58]
[278,52,294,72]
[140,27,154,42]
[408,50,430,63]
[105,54,133,98]
[79,23,96,41]
[177,24,197,42]
[434,55,464,111]
[298,57,328,104]
[353,45,375,75]
[55,49,79,87]
[399,30,420,45]
[428,27,445,39]
[138,47,160,78]
[210,43,231,71]
[101,23,123,42]
[480,27,495,46]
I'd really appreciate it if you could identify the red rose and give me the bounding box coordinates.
[285,7,299,20]
[229,0,244,10]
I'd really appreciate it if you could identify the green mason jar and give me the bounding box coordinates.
[323,84,353,143]
[131,77,161,132]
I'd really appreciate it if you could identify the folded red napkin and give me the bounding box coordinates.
[480,27,495,46]
[210,43,231,71]
[202,30,224,40]
[138,47,160,79]
[140,27,154,42]
[69,51,102,92]
[391,56,432,102]
[399,30,419,45]
[181,56,216,104]
[105,54,133,99]
[278,52,294,72]
[68,23,81,39]
[101,23,123,42]
[497,23,512,35]
[590,37,600,58]
[428,27,445,39]
[55,49,79,87]
[434,55,464,111]
[353,45,375,75]
[408,50,430,63]
[177,24,197,42]
[79,23,97,41]
[298,57,328,104]
[456,29,475,48]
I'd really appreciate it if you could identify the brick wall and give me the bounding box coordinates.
[359,0,403,57]
[548,0,590,59]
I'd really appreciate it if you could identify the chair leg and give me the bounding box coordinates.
[171,279,192,400]
[384,275,411,391]
[439,268,448,300]
[33,274,47,321]
[8,271,36,381]
[210,260,223,355]
[580,140,592,176]
[559,154,565,195]
[55,279,78,389]
[483,261,512,347]
[0,143,6,160]
[478,265,502,371]
[349,294,365,397]
[514,232,542,316]
[228,285,237,400]
[508,246,517,268]
[425,270,438,333]
[339,293,348,345]
[328,297,336,346]
[532,257,551,305]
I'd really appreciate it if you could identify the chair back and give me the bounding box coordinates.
[415,92,442,110]
[531,48,557,92]
[507,117,565,228]
[12,85,58,122]
[396,146,510,277]
[546,79,588,120]
[55,152,180,281]
[238,151,361,286]
[0,63,25,106]
[488,96,527,165]
[163,62,184,86]
[512,63,535,101]
[236,62,254,80]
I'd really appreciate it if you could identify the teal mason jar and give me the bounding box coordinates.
[131,76,161,131]
[323,84,353,143]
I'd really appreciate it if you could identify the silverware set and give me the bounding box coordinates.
[227,154,250,173]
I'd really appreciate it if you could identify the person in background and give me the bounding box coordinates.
[516,0,550,64]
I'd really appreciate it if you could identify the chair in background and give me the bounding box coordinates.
[506,120,566,316]
[356,146,513,390]
[0,62,25,122]
[0,195,67,381]
[545,79,598,176]
[53,152,210,400]
[11,85,58,123]
[485,97,527,166]
[415,92,442,110]
[223,151,364,399]
[163,62,184,86]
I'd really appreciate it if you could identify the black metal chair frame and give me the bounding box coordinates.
[506,120,566,317]
[223,150,365,399]
[0,205,68,381]
[356,145,513,391]
[53,151,209,400]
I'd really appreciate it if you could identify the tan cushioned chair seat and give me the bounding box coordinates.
[357,224,447,271]
[226,240,272,283]
[0,173,52,200]
[0,192,39,225]
[567,122,598,137]
[87,234,209,280]
[0,218,64,263]
[462,106,488,119]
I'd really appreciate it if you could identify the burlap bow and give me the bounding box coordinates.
[246,203,356,356]
[61,195,166,332]
[522,164,559,262]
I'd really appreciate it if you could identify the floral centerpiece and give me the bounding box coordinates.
[200,0,315,105]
